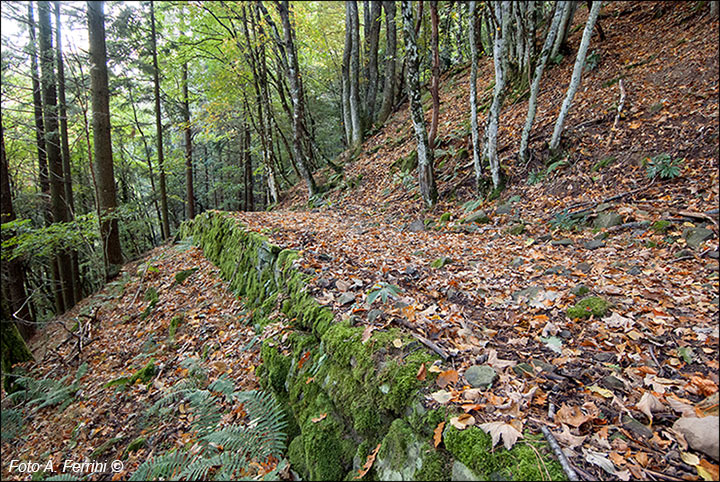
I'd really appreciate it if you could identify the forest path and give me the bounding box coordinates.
[2,243,278,480]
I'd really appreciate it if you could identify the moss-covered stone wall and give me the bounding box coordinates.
[180,211,566,481]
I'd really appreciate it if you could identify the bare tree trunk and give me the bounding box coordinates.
[39,1,73,310]
[342,3,353,145]
[150,1,170,239]
[364,1,382,124]
[519,1,564,163]
[402,0,437,207]
[54,1,81,305]
[469,1,483,187]
[428,1,440,150]
[348,1,363,146]
[243,120,254,211]
[483,1,510,191]
[377,0,397,125]
[710,1,718,17]
[551,1,577,59]
[87,0,123,278]
[550,1,602,152]
[182,62,195,220]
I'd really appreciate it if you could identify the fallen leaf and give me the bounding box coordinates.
[666,393,696,417]
[450,413,476,430]
[555,403,593,428]
[428,364,443,373]
[436,369,459,388]
[636,391,665,422]
[433,421,445,448]
[362,325,375,344]
[698,459,720,481]
[298,351,311,370]
[354,443,381,479]
[479,421,523,450]
[392,338,403,348]
[487,349,516,369]
[431,390,452,404]
[588,385,614,399]
[416,363,426,381]
[311,413,327,423]
[554,424,587,449]
[681,452,700,466]
[585,449,618,475]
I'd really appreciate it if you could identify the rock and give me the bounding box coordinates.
[404,265,419,277]
[576,262,592,273]
[596,202,612,212]
[408,219,426,232]
[496,203,513,215]
[675,249,693,258]
[506,223,525,235]
[583,239,606,250]
[537,234,553,242]
[571,284,590,296]
[673,416,719,461]
[530,359,556,373]
[545,265,569,276]
[684,227,713,249]
[708,250,719,259]
[552,238,574,246]
[368,309,383,322]
[452,460,480,481]
[628,266,642,276]
[600,375,626,391]
[594,212,623,229]
[464,365,497,388]
[509,256,524,267]
[463,210,490,224]
[622,415,653,440]
[513,363,535,378]
[338,293,356,305]
[512,286,543,303]
[594,352,616,363]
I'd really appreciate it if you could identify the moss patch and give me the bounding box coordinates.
[567,296,610,319]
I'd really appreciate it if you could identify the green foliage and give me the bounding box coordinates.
[462,198,483,213]
[0,214,98,262]
[132,374,286,481]
[567,296,610,319]
[527,169,545,185]
[6,363,87,414]
[0,408,24,440]
[645,154,684,179]
[430,257,453,268]
[549,210,583,232]
[592,156,616,172]
[585,50,601,71]
[173,268,198,285]
[651,220,671,233]
[545,159,568,176]
[367,282,402,305]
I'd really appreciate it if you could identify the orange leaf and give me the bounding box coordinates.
[436,369,458,388]
[433,421,445,448]
[416,363,427,381]
[354,443,381,479]
[298,351,311,370]
[311,413,327,423]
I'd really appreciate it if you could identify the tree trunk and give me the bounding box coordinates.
[1,117,35,340]
[243,120,254,211]
[87,0,123,278]
[484,1,510,191]
[401,0,437,207]
[277,1,317,198]
[348,1,363,146]
[182,62,195,220]
[711,0,718,17]
[428,1,440,150]
[342,4,352,145]
[377,0,397,125]
[519,1,564,163]
[39,1,73,311]
[150,1,170,239]
[364,1,382,124]
[549,1,602,152]
[54,1,81,305]
[469,1,483,187]
[551,1,577,59]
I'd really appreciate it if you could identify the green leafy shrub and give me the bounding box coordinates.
[549,210,582,232]
[366,282,402,305]
[646,154,683,179]
[527,169,545,185]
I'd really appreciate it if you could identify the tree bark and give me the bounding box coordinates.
[377,0,397,125]
[348,1,363,146]
[150,1,170,239]
[551,1,577,59]
[54,1,81,305]
[364,1,382,124]
[342,3,353,145]
[39,0,73,311]
[401,0,437,207]
[243,120,253,211]
[182,62,195,220]
[428,1,440,150]
[469,1,483,187]
[549,1,602,152]
[519,1,564,163]
[87,0,123,278]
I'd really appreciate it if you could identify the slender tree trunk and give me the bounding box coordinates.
[348,1,363,146]
[428,1,440,149]
[402,0,437,207]
[244,121,253,211]
[87,0,123,278]
[469,1,483,187]
[39,1,73,311]
[150,1,169,239]
[377,0,397,125]
[519,1,564,163]
[277,1,317,198]
[1,118,35,340]
[364,1,382,124]
[711,1,718,17]
[484,1,510,191]
[549,1,602,152]
[182,62,195,220]
[551,1,576,59]
[342,4,352,145]
[54,1,81,305]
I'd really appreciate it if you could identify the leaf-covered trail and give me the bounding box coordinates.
[2,243,275,481]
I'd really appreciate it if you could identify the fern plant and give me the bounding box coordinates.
[132,375,287,481]
[646,154,683,179]
[5,363,87,413]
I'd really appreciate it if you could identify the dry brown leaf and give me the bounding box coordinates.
[436,369,459,388]
[354,443,381,479]
[636,391,665,423]
[416,363,426,381]
[555,403,593,428]
[450,414,476,430]
[433,421,445,448]
[479,421,523,450]
[666,393,696,417]
[487,349,516,370]
[311,413,327,423]
[554,423,587,449]
[698,459,720,481]
[361,325,375,344]
[431,390,452,404]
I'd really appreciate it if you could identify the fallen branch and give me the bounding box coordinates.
[541,425,579,482]
[548,180,655,221]
[393,317,449,360]
[674,210,718,226]
[606,221,650,232]
[606,79,626,147]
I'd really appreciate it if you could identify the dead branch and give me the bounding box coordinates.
[548,180,655,220]
[541,425,580,481]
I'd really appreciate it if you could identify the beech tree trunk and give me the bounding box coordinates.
[519,1,564,163]
[182,62,195,220]
[401,0,437,207]
[428,1,440,149]
[469,1,483,187]
[551,1,577,59]
[88,0,123,278]
[342,3,353,145]
[150,1,170,239]
[364,1,382,124]
[550,1,602,152]
[348,1,363,146]
[39,0,73,311]
[377,0,397,125]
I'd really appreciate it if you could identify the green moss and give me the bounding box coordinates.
[439,212,452,223]
[168,315,183,342]
[288,436,308,479]
[566,296,610,319]
[377,419,415,469]
[124,436,147,457]
[651,220,671,233]
[414,443,450,481]
[299,392,353,480]
[261,342,291,397]
[379,351,436,415]
[444,426,566,481]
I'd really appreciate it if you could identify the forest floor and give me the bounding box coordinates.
[2,2,718,481]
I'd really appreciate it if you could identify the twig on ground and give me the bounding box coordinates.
[541,425,579,482]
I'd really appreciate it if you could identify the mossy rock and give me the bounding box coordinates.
[567,296,610,319]
[443,425,566,481]
[375,419,450,481]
